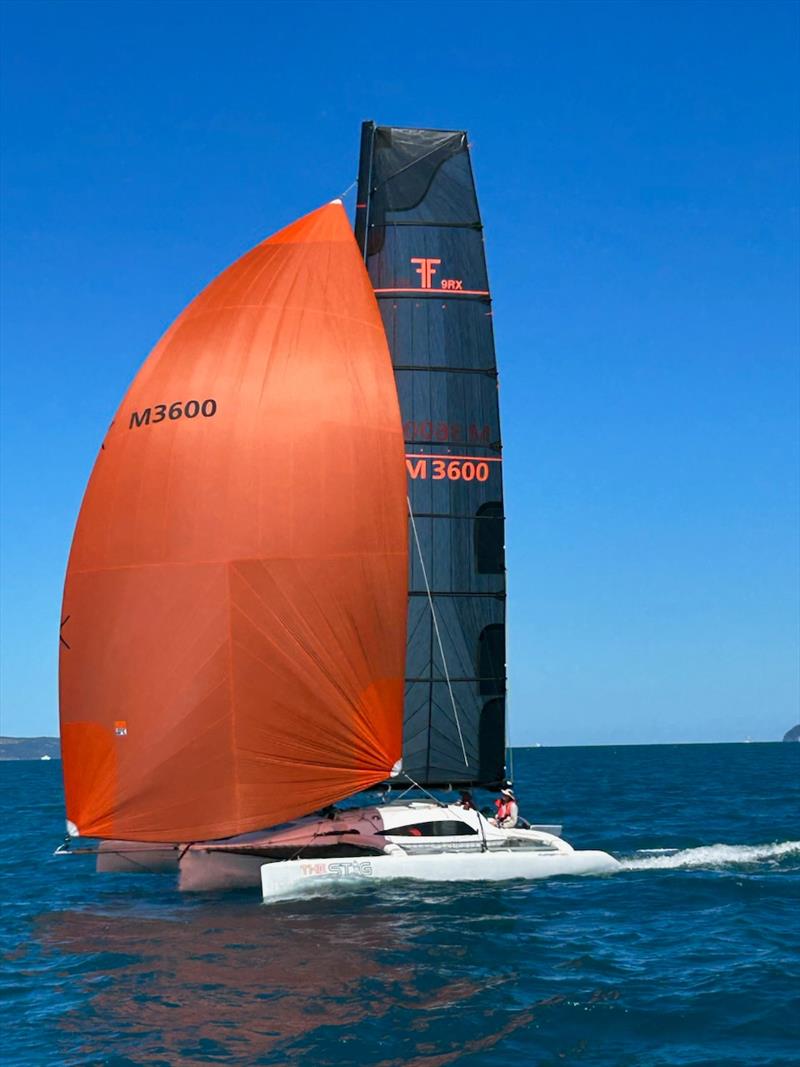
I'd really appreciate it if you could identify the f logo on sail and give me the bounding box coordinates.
[410,257,441,289]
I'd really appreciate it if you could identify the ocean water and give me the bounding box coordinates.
[1,744,798,1066]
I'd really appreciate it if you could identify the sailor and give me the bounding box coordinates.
[457,790,476,810]
[490,786,519,828]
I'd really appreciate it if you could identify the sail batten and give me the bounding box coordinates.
[356,122,507,788]
[59,202,408,842]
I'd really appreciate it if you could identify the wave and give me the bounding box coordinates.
[619,840,800,871]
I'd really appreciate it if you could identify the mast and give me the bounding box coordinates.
[355,123,507,788]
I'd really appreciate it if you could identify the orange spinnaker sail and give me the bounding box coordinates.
[59,203,407,842]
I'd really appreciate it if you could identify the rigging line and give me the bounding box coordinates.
[387,774,445,806]
[505,561,513,787]
[407,496,469,768]
[505,682,514,785]
[287,823,326,862]
[393,772,490,851]
[338,178,358,201]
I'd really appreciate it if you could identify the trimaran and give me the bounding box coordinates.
[58,123,618,899]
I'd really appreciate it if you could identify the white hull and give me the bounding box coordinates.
[261,847,619,899]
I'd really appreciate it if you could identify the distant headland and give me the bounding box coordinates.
[0,737,60,760]
[2,734,798,759]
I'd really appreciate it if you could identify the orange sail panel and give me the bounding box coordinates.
[59,202,407,842]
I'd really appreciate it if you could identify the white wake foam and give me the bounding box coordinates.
[619,841,800,871]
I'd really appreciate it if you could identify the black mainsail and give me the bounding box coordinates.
[355,123,506,787]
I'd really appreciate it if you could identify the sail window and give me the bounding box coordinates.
[380,821,477,837]
[478,624,505,696]
[475,502,504,574]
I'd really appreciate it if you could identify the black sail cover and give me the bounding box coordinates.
[355,123,506,787]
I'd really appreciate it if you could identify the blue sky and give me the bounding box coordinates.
[1,0,798,744]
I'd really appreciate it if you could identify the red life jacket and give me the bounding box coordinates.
[495,797,514,821]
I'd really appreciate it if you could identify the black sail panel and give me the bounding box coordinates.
[356,123,506,787]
